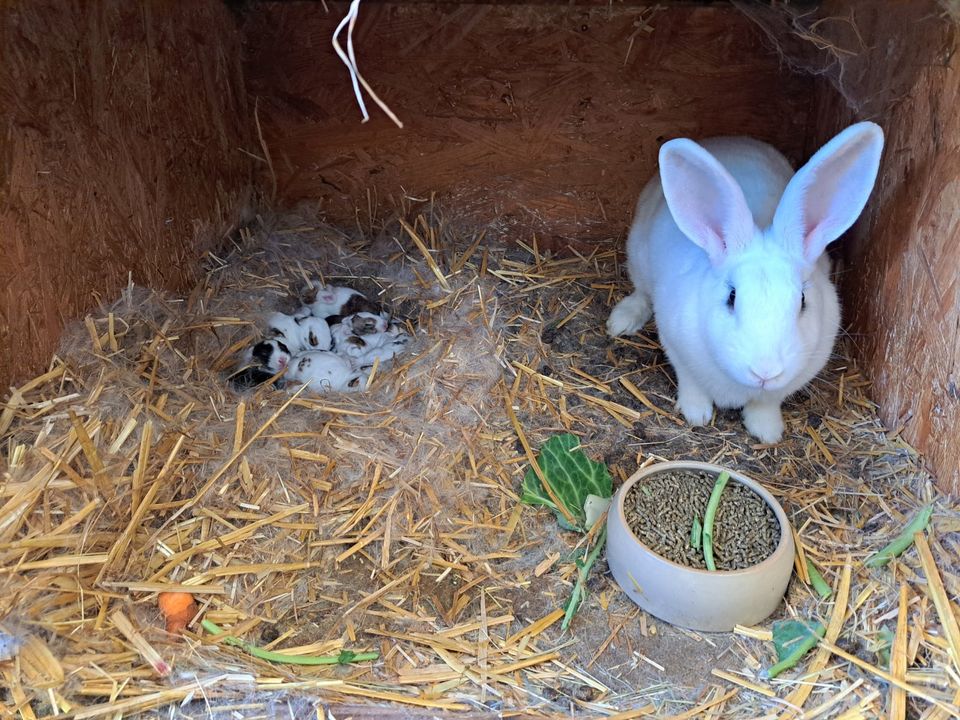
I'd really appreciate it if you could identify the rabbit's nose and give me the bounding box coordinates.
[749,364,785,386]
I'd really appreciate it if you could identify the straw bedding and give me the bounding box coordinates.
[1,207,958,718]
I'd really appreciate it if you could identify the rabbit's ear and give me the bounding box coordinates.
[659,139,755,265]
[774,122,884,263]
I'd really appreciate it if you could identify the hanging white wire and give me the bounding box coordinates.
[332,0,404,128]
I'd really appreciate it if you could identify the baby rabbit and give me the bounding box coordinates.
[353,322,412,370]
[265,312,332,353]
[301,282,382,319]
[330,312,390,358]
[295,316,333,352]
[229,339,292,390]
[607,122,884,443]
[264,311,301,347]
[284,351,367,393]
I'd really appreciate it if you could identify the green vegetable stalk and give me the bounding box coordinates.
[202,620,378,666]
[562,526,607,632]
[702,471,730,571]
[690,514,703,551]
[864,504,934,568]
[806,559,832,599]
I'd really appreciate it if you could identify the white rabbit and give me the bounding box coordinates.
[607,122,884,443]
[284,351,367,393]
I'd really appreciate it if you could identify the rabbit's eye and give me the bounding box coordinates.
[726,287,736,310]
[801,292,807,312]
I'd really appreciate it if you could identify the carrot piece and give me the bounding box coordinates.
[158,592,197,634]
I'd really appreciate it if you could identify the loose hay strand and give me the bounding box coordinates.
[889,582,909,720]
[914,532,960,676]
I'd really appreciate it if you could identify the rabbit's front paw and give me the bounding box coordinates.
[676,386,714,427]
[743,402,784,444]
[607,293,652,337]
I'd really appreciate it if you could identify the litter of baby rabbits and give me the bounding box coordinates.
[228,282,412,394]
[1,204,959,719]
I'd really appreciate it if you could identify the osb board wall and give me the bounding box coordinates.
[245,2,812,245]
[0,1,255,391]
[804,1,960,491]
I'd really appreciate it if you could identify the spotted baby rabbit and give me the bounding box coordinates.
[265,312,332,353]
[300,281,382,319]
[607,122,884,442]
[330,312,389,358]
[353,321,412,370]
[284,351,367,393]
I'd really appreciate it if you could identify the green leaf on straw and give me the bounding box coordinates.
[521,433,612,531]
[874,625,895,669]
[765,619,826,679]
[519,433,614,629]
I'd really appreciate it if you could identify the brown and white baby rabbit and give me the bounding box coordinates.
[330,312,390,358]
[353,322,412,370]
[300,281,382,320]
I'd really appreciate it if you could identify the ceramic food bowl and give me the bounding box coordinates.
[606,461,794,632]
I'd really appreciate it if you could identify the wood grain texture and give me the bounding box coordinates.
[0,0,255,391]
[806,1,960,492]
[245,2,812,247]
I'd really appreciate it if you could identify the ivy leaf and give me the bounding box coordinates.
[521,434,612,531]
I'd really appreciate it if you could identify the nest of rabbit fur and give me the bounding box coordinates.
[55,213,505,503]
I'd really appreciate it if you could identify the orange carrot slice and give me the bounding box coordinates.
[158,592,197,634]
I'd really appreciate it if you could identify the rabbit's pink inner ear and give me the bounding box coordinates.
[659,139,754,265]
[775,122,884,263]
